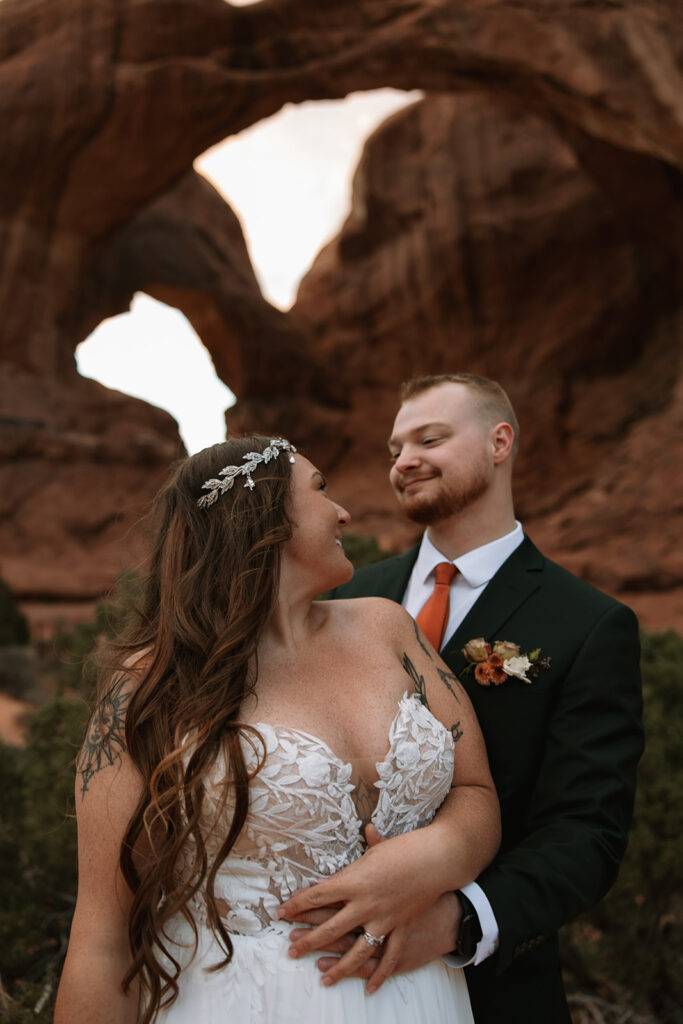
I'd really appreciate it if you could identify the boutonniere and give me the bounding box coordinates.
[461,638,551,686]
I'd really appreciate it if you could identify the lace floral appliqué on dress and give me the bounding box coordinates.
[157,693,473,1024]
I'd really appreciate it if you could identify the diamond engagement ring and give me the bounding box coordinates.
[362,929,386,948]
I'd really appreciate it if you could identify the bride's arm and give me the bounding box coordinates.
[279,603,500,986]
[54,673,142,1024]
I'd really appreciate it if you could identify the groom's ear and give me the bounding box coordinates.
[491,422,516,464]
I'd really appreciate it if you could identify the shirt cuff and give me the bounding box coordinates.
[442,882,500,969]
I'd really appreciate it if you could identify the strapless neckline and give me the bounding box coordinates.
[159,694,473,1024]
[188,692,455,938]
[246,691,452,780]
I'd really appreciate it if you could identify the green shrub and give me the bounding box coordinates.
[52,569,143,696]
[563,630,683,1022]
[0,697,85,1020]
[0,571,142,1018]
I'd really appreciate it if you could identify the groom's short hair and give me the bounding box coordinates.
[400,373,519,458]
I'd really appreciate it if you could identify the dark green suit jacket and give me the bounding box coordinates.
[331,536,643,1024]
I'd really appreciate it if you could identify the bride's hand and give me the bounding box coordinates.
[278,824,447,986]
[292,891,461,992]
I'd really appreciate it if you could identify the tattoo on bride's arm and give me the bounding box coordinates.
[449,720,464,744]
[403,652,463,763]
[412,619,433,660]
[402,652,430,708]
[441,669,465,745]
[437,666,467,705]
[77,672,131,799]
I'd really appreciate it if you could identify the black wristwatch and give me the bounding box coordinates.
[454,891,483,960]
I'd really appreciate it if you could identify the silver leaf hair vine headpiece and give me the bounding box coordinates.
[197,438,297,508]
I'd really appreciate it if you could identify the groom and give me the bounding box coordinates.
[297,374,643,1023]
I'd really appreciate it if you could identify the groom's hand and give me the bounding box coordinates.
[286,824,462,991]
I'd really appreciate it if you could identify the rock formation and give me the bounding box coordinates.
[0,0,682,634]
[282,92,683,634]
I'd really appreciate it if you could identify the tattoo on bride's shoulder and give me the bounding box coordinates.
[77,672,131,799]
[402,652,430,708]
[412,619,433,660]
[437,666,466,704]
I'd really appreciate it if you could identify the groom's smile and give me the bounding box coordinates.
[399,473,439,493]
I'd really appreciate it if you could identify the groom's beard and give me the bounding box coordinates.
[401,464,491,525]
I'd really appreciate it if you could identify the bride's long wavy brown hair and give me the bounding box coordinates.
[98,436,294,1022]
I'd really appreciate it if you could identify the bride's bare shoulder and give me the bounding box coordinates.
[326,596,413,636]
[122,646,153,674]
[93,647,153,712]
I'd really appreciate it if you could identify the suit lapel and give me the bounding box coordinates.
[441,536,544,675]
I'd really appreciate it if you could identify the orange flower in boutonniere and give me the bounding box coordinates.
[474,654,507,685]
[462,639,551,687]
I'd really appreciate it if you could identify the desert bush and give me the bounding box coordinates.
[0,696,85,1021]
[0,572,142,1019]
[52,569,143,696]
[563,629,683,1023]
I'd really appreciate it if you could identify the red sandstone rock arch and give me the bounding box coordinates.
[1,0,682,630]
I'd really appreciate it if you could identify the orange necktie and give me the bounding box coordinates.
[416,562,457,650]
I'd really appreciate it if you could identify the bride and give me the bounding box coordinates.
[55,436,500,1024]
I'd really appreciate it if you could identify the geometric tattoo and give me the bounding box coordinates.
[77,672,130,799]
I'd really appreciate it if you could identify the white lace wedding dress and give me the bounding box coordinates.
[156,693,473,1023]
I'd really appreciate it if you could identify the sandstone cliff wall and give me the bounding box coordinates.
[1,0,681,633]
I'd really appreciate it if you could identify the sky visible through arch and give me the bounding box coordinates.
[76,89,419,454]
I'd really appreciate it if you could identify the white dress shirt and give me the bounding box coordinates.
[401,521,524,966]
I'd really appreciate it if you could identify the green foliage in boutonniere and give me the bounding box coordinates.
[461,638,551,686]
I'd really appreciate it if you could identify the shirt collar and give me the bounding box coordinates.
[416,522,524,589]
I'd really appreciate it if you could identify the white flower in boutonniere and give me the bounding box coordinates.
[502,655,532,683]
[462,639,551,687]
